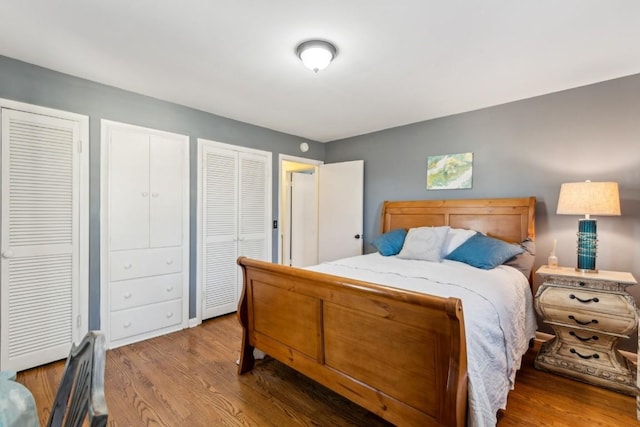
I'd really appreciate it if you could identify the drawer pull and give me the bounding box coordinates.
[569,331,599,342]
[124,264,133,270]
[166,286,174,292]
[568,315,598,326]
[570,348,599,360]
[166,312,174,318]
[166,259,174,265]
[124,292,133,299]
[124,321,132,329]
[579,282,586,287]
[569,294,599,304]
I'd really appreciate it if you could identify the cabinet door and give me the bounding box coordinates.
[149,135,184,248]
[109,129,150,250]
[202,147,239,319]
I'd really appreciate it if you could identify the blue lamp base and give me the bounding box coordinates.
[576,218,598,273]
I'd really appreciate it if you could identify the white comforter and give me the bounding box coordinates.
[306,253,537,427]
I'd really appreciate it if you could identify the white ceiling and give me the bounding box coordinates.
[2,1,640,142]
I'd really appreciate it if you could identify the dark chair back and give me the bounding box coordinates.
[47,331,108,427]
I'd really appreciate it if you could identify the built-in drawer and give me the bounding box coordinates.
[110,299,182,341]
[110,274,183,311]
[110,247,182,282]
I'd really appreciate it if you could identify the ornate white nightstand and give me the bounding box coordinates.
[534,265,638,395]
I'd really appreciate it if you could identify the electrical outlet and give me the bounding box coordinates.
[273,220,278,229]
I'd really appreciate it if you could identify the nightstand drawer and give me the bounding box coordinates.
[538,287,636,318]
[555,342,614,368]
[555,326,616,349]
[541,305,636,335]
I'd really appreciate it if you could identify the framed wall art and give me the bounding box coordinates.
[426,152,473,190]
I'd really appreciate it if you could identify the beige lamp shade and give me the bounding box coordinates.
[556,181,621,217]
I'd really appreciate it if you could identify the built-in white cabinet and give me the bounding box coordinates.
[198,139,271,320]
[101,121,189,348]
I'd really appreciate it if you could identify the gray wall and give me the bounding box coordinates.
[325,74,640,351]
[0,55,324,327]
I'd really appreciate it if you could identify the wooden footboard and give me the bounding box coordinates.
[237,257,467,427]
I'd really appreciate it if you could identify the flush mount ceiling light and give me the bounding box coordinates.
[296,40,337,73]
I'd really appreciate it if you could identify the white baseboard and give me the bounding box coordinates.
[189,318,202,328]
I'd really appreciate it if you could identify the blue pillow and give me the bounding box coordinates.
[445,233,524,269]
[371,228,407,256]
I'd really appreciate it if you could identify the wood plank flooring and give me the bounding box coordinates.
[16,314,638,426]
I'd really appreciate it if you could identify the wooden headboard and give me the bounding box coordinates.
[380,197,536,243]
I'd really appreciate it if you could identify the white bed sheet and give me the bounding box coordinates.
[306,253,538,427]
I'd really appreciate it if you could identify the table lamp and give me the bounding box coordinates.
[556,180,620,273]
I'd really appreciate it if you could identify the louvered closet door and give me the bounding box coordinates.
[202,147,239,319]
[238,151,269,268]
[1,109,80,371]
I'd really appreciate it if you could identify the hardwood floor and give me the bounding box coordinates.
[17,314,638,426]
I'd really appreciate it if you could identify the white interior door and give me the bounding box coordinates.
[290,171,317,267]
[198,140,272,321]
[202,147,239,319]
[318,160,364,263]
[1,107,86,371]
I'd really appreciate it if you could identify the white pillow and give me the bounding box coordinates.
[397,226,450,262]
[444,228,477,255]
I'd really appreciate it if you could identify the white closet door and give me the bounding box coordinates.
[202,147,239,319]
[1,109,80,371]
[109,129,150,250]
[149,135,184,248]
[238,152,269,263]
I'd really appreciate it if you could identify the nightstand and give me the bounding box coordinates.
[534,265,638,395]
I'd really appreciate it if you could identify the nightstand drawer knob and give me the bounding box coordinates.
[578,282,586,287]
[569,294,599,304]
[568,315,598,326]
[569,331,599,342]
[570,348,599,360]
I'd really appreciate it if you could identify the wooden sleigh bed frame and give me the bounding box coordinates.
[237,197,536,427]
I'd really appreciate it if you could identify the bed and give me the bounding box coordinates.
[237,197,537,427]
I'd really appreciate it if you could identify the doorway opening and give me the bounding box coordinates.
[278,155,322,267]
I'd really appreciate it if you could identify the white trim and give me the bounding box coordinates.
[0,98,88,123]
[100,120,190,348]
[196,138,272,323]
[0,99,89,345]
[277,154,323,265]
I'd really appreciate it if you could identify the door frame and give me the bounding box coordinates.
[278,154,323,265]
[0,98,89,362]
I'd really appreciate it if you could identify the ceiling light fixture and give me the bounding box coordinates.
[296,40,337,73]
